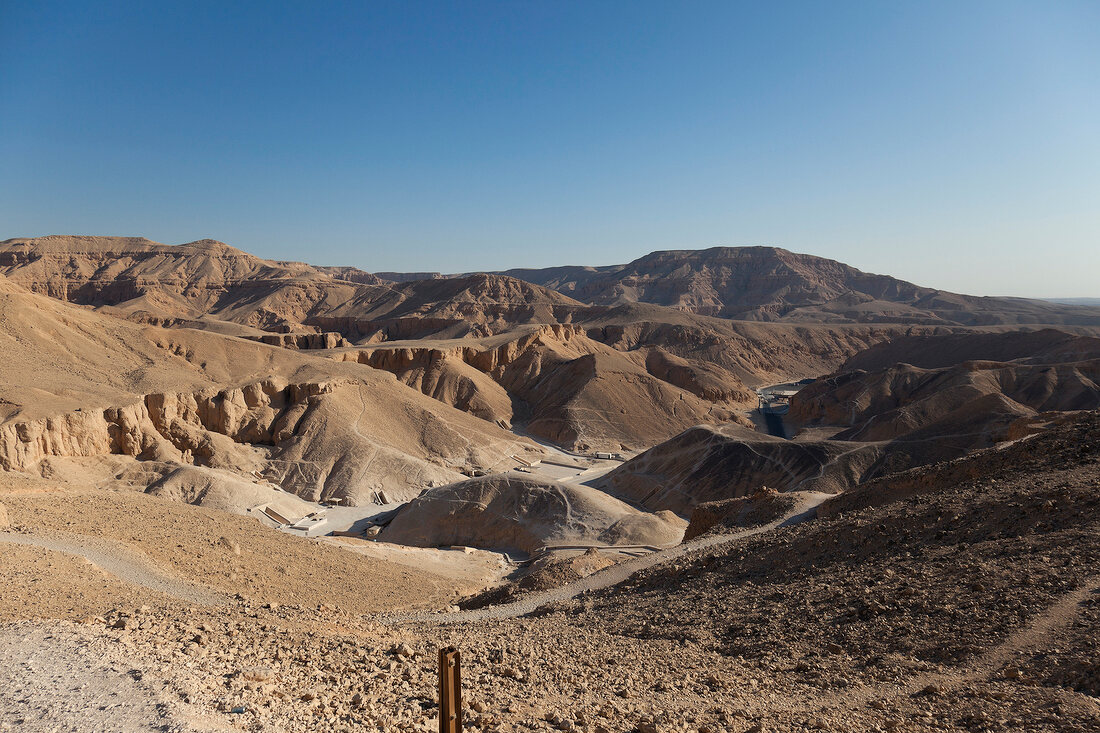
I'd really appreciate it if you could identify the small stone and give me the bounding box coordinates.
[241,666,274,682]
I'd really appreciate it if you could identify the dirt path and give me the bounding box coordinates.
[0,622,229,733]
[384,491,831,625]
[0,531,227,608]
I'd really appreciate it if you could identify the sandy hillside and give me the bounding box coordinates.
[0,273,547,505]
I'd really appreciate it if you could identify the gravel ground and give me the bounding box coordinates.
[0,622,228,732]
[0,414,1097,732]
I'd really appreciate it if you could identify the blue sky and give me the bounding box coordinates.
[1,1,1097,296]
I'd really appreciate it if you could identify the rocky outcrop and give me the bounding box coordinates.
[0,379,332,474]
[788,360,1100,441]
[643,347,752,402]
[682,486,796,540]
[347,324,742,450]
[255,332,351,350]
[600,424,881,515]
[380,475,686,553]
[350,346,514,425]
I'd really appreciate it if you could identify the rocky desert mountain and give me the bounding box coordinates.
[2,234,1099,732]
[498,246,1100,325]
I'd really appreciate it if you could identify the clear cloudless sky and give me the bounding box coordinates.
[1,0,1097,296]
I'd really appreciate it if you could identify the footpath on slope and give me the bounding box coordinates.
[0,531,227,607]
[792,574,1100,720]
[382,491,832,625]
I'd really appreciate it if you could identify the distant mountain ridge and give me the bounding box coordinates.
[0,235,583,336]
[489,246,1100,326]
[3,236,1099,329]
[368,245,1100,327]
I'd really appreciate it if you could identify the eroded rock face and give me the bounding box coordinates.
[0,378,472,505]
[787,360,1100,442]
[255,332,350,350]
[643,347,752,403]
[16,381,330,466]
[349,324,744,450]
[380,475,686,553]
[0,379,323,470]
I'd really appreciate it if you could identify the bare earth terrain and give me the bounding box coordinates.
[0,236,1098,732]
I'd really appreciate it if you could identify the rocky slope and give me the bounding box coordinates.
[790,360,1100,441]
[543,410,1100,733]
[6,412,1093,733]
[838,328,1100,372]
[599,424,882,514]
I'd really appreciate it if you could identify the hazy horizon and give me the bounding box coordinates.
[2,1,1098,298]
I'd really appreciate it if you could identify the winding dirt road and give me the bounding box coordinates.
[0,531,227,608]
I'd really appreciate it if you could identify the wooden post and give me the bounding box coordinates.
[438,646,462,733]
